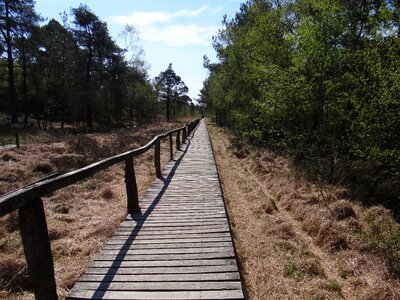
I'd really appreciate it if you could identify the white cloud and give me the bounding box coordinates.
[112,6,218,47]
[112,5,209,27]
[113,12,172,27]
[212,6,225,15]
[141,24,218,47]
[175,5,209,18]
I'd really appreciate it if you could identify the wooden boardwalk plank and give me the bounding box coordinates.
[94,252,235,261]
[67,290,244,300]
[84,265,239,274]
[66,120,244,300]
[72,281,242,291]
[88,259,238,268]
[103,241,232,249]
[79,273,241,282]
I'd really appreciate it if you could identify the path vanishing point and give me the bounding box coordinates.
[66,120,245,300]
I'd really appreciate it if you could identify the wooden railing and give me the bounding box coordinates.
[0,118,201,300]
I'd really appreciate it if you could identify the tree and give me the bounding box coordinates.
[203,0,400,202]
[0,0,41,123]
[35,18,79,129]
[0,2,162,131]
[71,4,117,129]
[155,63,188,122]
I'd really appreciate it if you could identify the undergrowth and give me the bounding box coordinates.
[364,208,400,277]
[208,120,400,299]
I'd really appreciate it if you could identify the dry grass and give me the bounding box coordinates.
[208,120,400,300]
[0,119,188,299]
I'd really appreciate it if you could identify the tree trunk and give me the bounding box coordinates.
[85,44,93,130]
[21,37,29,125]
[5,1,18,123]
[61,36,66,131]
[166,98,170,122]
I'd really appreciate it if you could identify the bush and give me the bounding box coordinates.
[32,162,53,173]
[364,207,400,276]
[329,200,356,221]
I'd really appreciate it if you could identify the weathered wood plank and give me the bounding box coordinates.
[113,228,230,235]
[108,233,231,240]
[119,221,228,227]
[95,252,235,261]
[79,272,240,282]
[71,281,242,291]
[117,225,229,230]
[105,237,232,244]
[103,242,232,249]
[66,290,244,300]
[84,265,238,275]
[122,219,227,224]
[88,259,237,268]
[96,246,234,255]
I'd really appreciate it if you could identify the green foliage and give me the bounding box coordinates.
[323,279,342,293]
[0,1,171,129]
[283,260,299,278]
[202,0,400,203]
[155,63,190,122]
[364,211,400,276]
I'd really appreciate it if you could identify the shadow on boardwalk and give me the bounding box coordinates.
[92,140,191,298]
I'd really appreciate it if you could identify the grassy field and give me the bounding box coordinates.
[0,119,189,299]
[1,118,399,300]
[208,120,400,300]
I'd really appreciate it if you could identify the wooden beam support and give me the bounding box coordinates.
[154,138,161,178]
[125,158,140,213]
[169,134,173,160]
[19,198,58,300]
[177,131,181,151]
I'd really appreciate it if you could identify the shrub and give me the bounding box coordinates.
[101,188,114,200]
[323,279,342,293]
[329,200,356,220]
[283,259,324,279]
[32,162,53,173]
[364,208,400,276]
[0,259,32,292]
[1,153,18,162]
[52,203,70,214]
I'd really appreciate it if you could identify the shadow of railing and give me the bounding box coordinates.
[92,139,191,297]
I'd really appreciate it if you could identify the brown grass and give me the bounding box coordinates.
[0,119,189,299]
[329,200,356,221]
[208,120,400,300]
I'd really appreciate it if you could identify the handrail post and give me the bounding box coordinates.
[169,134,173,160]
[125,157,140,213]
[154,137,161,177]
[183,126,187,143]
[176,130,181,151]
[19,198,58,300]
[16,131,20,148]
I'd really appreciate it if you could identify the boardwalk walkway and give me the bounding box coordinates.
[66,120,245,300]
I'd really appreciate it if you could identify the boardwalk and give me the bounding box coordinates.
[66,120,245,300]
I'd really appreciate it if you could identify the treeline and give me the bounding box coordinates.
[200,0,400,203]
[1,0,196,130]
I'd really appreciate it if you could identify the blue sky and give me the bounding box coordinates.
[34,0,243,100]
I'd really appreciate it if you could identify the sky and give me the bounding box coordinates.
[34,0,243,100]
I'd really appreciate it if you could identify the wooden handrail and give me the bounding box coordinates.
[0,119,199,217]
[0,117,201,300]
